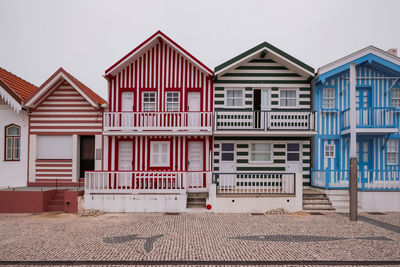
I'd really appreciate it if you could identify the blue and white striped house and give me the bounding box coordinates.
[312,46,400,212]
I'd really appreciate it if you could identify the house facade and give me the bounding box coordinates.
[25,68,106,187]
[0,67,38,187]
[210,43,315,212]
[312,46,400,212]
[84,31,214,212]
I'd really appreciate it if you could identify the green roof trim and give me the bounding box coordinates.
[214,42,314,75]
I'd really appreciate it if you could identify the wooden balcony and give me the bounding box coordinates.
[84,171,212,194]
[341,107,398,134]
[214,110,316,136]
[103,112,213,135]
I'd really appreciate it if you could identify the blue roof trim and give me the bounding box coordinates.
[316,54,400,84]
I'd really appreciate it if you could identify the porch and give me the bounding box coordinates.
[103,112,213,134]
[312,169,400,190]
[214,110,316,135]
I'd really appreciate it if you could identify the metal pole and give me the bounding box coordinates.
[349,157,358,221]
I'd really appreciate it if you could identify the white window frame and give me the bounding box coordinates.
[5,124,20,161]
[249,142,272,163]
[150,141,170,167]
[324,144,335,159]
[225,88,245,108]
[391,88,400,109]
[387,139,398,165]
[323,88,336,109]
[279,89,298,108]
[165,92,180,111]
[142,91,157,111]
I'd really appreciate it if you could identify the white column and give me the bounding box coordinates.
[72,135,79,182]
[28,134,37,182]
[95,135,102,170]
[349,63,357,158]
[103,136,109,170]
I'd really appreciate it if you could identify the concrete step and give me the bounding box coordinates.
[303,196,330,201]
[187,198,206,203]
[187,192,208,198]
[187,203,205,208]
[303,204,335,210]
[49,199,64,206]
[47,205,64,212]
[303,200,331,205]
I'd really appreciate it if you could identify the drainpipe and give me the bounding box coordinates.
[349,63,358,221]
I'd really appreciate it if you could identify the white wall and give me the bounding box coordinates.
[0,100,28,187]
[359,191,400,212]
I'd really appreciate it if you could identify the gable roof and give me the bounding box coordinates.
[315,45,400,84]
[215,42,314,77]
[26,67,106,108]
[0,66,38,112]
[105,30,213,76]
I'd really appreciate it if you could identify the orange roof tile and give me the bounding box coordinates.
[0,66,38,102]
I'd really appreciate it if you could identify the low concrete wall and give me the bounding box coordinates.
[0,190,57,213]
[84,194,187,212]
[64,190,80,213]
[359,191,400,212]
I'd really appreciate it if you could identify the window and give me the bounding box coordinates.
[280,89,297,107]
[5,125,20,161]
[221,143,234,161]
[250,143,272,162]
[287,143,300,161]
[166,92,180,111]
[142,92,156,111]
[37,135,72,159]
[392,88,400,108]
[387,139,398,165]
[323,88,335,109]
[150,141,170,167]
[324,144,335,158]
[225,89,244,107]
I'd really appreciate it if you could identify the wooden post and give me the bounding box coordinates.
[349,157,358,221]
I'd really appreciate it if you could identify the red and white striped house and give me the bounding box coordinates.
[25,68,107,187]
[84,31,214,212]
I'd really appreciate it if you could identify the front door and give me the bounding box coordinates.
[219,143,235,188]
[118,141,133,187]
[188,141,204,190]
[80,136,95,178]
[285,143,302,173]
[357,139,372,171]
[188,92,201,127]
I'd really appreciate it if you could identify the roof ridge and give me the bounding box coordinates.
[0,66,38,89]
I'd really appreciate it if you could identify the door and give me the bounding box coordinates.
[118,141,133,187]
[121,92,134,128]
[188,92,201,127]
[357,139,372,183]
[285,143,302,173]
[219,143,235,188]
[188,141,204,190]
[80,136,95,178]
[356,88,371,126]
[253,89,270,129]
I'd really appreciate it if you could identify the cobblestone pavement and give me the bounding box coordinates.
[0,212,399,264]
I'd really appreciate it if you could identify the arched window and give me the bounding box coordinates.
[5,124,20,161]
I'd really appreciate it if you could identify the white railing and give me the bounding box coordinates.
[215,111,315,131]
[341,107,395,130]
[214,172,296,195]
[85,171,212,194]
[104,112,213,131]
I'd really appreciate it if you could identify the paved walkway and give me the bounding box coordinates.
[0,212,399,265]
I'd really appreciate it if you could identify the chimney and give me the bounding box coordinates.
[387,48,398,56]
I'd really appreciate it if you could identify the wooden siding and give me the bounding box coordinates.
[108,41,213,113]
[213,137,311,186]
[35,159,73,179]
[29,81,103,135]
[214,57,311,111]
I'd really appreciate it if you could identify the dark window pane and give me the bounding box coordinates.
[287,143,300,152]
[221,152,234,161]
[287,152,300,161]
[222,143,234,152]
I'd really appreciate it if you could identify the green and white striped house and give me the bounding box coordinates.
[212,42,316,201]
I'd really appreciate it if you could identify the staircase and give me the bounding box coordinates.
[187,192,208,209]
[47,190,65,212]
[303,190,335,212]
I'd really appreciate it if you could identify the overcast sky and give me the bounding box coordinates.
[1,0,399,99]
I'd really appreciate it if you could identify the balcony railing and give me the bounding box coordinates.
[213,172,296,195]
[104,112,213,132]
[85,171,212,194]
[215,111,315,131]
[341,107,395,130]
[312,169,400,191]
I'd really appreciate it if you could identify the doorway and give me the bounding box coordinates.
[80,136,95,178]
